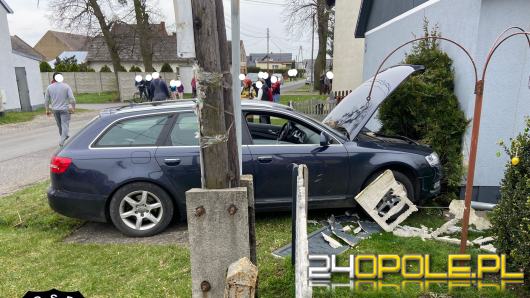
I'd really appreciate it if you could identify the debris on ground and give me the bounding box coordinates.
[435,236,473,246]
[448,200,491,230]
[272,215,382,259]
[480,243,497,253]
[353,226,362,234]
[354,170,418,232]
[393,225,432,240]
[472,236,495,246]
[431,218,460,238]
[321,232,342,248]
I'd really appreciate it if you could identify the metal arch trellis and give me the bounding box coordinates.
[362,28,530,254]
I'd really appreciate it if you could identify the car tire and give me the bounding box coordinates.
[109,182,174,237]
[365,170,416,203]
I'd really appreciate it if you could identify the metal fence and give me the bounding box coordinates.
[289,99,337,121]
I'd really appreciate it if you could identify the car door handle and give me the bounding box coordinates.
[164,158,181,166]
[258,156,273,163]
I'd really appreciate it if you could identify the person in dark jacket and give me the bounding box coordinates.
[145,74,153,101]
[149,72,170,101]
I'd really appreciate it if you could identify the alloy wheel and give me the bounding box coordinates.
[119,190,163,231]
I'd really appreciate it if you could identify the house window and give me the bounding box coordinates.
[272,65,279,70]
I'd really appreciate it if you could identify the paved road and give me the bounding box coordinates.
[281,80,306,93]
[0,104,116,196]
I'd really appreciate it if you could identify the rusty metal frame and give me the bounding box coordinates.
[363,28,530,254]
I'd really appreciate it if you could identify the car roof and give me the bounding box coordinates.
[101,99,294,117]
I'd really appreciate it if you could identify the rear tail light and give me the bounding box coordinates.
[50,156,72,174]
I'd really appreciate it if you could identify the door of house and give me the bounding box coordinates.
[15,67,32,112]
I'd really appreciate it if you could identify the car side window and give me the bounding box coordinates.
[169,112,199,146]
[245,112,321,145]
[95,114,170,147]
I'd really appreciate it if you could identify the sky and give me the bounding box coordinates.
[6,0,316,61]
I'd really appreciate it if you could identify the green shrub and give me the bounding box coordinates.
[129,65,142,72]
[40,61,53,72]
[117,65,127,72]
[100,65,112,72]
[78,63,95,72]
[490,118,530,282]
[378,21,467,202]
[247,66,261,73]
[160,63,174,73]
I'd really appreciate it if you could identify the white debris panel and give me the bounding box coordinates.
[354,170,418,232]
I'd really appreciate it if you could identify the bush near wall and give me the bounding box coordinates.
[129,65,142,72]
[490,118,530,282]
[100,65,112,72]
[378,22,468,203]
[160,63,174,73]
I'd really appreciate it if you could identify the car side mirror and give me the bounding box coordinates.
[320,132,331,147]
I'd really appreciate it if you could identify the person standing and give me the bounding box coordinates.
[149,73,170,101]
[272,78,281,103]
[177,81,185,99]
[45,73,76,147]
[191,76,197,98]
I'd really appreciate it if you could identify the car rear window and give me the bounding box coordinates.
[94,114,170,147]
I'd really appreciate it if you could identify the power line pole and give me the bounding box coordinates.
[310,13,315,86]
[191,0,239,189]
[231,0,242,175]
[267,27,270,73]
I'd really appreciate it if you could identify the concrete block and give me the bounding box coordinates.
[186,187,250,298]
[224,257,258,298]
[449,200,492,230]
[354,170,418,232]
[240,175,257,266]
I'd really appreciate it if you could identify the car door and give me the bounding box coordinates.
[244,110,350,209]
[155,111,254,202]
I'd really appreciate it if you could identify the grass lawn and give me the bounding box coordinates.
[75,92,120,104]
[0,108,46,125]
[0,182,526,297]
[0,108,89,126]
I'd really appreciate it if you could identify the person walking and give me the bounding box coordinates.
[149,72,170,101]
[169,81,178,100]
[177,80,185,99]
[44,73,76,147]
[191,76,197,98]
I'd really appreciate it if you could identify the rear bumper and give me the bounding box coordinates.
[47,187,108,222]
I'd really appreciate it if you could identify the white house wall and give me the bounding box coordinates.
[332,0,364,91]
[0,7,20,110]
[362,0,530,190]
[12,54,45,108]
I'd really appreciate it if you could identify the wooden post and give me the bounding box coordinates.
[191,0,236,189]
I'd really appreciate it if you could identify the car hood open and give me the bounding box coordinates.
[323,65,424,141]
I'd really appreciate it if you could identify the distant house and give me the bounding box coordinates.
[86,22,192,72]
[0,1,44,112]
[34,30,89,61]
[248,53,294,71]
[355,0,530,203]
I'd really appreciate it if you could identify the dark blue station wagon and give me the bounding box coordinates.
[48,65,441,236]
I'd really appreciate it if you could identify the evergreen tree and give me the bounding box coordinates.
[378,21,468,203]
[491,118,530,282]
[160,63,174,73]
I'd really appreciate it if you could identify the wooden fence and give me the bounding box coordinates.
[289,99,337,121]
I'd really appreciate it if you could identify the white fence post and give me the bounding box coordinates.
[295,164,311,298]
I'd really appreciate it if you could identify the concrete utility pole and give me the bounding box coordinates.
[231,0,243,174]
[174,0,196,58]
[267,27,270,72]
[310,14,315,85]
